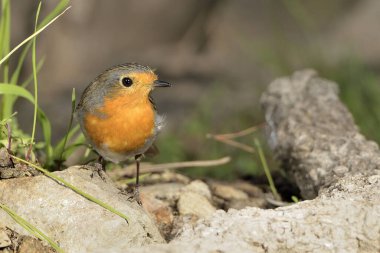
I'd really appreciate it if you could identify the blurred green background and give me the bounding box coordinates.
[3,0,380,180]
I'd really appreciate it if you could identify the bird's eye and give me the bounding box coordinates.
[121,77,133,87]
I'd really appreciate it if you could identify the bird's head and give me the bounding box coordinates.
[79,63,171,111]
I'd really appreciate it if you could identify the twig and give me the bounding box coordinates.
[112,156,231,177]
[207,134,256,153]
[210,124,265,139]
[206,124,266,153]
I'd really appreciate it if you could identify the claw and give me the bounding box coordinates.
[127,186,142,205]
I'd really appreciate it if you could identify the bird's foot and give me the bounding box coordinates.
[127,185,142,206]
[81,163,107,181]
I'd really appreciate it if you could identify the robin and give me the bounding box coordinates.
[76,63,171,204]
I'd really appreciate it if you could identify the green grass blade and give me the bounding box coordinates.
[10,0,69,86]
[1,1,69,119]
[60,141,85,158]
[55,88,76,167]
[0,84,51,135]
[1,0,10,82]
[38,0,69,28]
[0,83,35,102]
[254,138,281,200]
[0,0,11,120]
[53,124,81,159]
[37,109,53,166]
[0,203,65,253]
[21,58,44,87]
[29,2,42,158]
[9,43,31,85]
[3,58,44,120]
[0,0,10,59]
[58,133,86,161]
[0,83,53,163]
[291,196,299,203]
[11,156,130,222]
[0,111,16,125]
[0,0,7,58]
[0,6,71,66]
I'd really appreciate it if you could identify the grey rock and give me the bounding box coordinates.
[178,181,216,218]
[126,176,380,253]
[260,69,380,199]
[209,181,249,200]
[183,180,212,200]
[0,166,164,253]
[177,192,216,218]
[141,182,185,207]
[171,175,380,253]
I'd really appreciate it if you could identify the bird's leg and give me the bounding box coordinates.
[128,154,142,205]
[134,154,142,205]
[97,155,106,169]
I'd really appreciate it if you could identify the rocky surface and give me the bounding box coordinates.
[128,174,380,253]
[0,166,164,253]
[138,173,267,240]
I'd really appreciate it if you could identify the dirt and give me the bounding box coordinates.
[0,227,55,253]
[0,148,41,179]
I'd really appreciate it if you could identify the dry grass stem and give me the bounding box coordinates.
[212,124,264,139]
[208,135,256,153]
[114,156,231,177]
[206,124,265,154]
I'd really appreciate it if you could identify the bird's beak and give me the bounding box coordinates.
[153,80,171,88]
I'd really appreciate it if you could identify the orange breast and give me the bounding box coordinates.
[84,92,155,154]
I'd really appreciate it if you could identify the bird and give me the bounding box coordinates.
[76,63,171,204]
